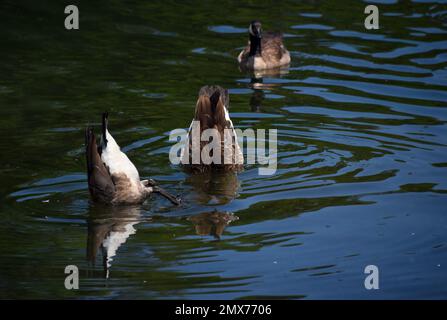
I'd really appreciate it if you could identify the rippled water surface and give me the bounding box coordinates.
[1,0,447,299]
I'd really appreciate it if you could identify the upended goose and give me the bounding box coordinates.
[238,20,291,70]
[85,113,180,205]
[181,85,244,173]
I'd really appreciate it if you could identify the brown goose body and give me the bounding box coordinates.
[238,21,291,70]
[181,85,244,173]
[85,113,180,205]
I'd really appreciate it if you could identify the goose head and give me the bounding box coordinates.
[249,20,262,39]
[248,20,262,56]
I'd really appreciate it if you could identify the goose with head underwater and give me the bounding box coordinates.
[238,20,291,70]
[181,85,244,173]
[85,113,180,205]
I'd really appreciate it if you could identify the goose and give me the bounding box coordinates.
[85,113,180,205]
[238,20,291,70]
[181,85,244,173]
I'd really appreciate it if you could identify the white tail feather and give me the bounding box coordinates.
[101,130,141,185]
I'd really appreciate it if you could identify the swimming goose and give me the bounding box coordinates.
[85,113,180,205]
[238,20,291,70]
[181,85,244,173]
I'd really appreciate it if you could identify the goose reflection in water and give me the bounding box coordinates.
[87,205,142,278]
[247,67,289,112]
[188,210,238,240]
[186,171,240,205]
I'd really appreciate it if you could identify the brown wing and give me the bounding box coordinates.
[239,43,251,61]
[85,127,116,203]
[261,32,286,62]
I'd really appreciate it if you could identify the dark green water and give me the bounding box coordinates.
[1,0,447,299]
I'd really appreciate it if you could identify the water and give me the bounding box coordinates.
[1,0,447,299]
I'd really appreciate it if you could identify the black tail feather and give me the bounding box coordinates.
[209,90,221,114]
[102,112,109,147]
[85,126,95,177]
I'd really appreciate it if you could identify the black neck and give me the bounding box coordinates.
[249,34,261,56]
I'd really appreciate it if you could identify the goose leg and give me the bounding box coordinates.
[142,179,157,187]
[153,186,181,205]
